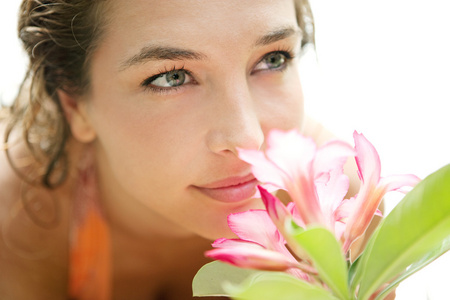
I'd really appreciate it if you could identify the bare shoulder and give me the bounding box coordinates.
[0,121,70,299]
[301,115,337,146]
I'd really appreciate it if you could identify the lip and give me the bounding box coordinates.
[193,174,259,203]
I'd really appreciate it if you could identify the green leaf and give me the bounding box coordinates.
[292,227,350,299]
[356,164,450,300]
[192,261,259,297]
[374,235,450,300]
[225,271,339,300]
[347,255,361,288]
[349,225,382,296]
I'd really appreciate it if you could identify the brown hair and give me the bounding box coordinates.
[3,0,109,188]
[3,0,314,189]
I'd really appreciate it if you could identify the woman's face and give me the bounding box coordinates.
[82,0,304,239]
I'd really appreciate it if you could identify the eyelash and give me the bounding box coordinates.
[140,49,296,95]
[252,49,296,74]
[140,65,193,95]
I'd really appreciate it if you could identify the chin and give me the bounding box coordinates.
[195,197,265,241]
[201,226,236,242]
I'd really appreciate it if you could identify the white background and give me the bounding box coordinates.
[301,1,450,299]
[1,1,449,299]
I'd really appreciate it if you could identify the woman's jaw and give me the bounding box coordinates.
[73,0,304,241]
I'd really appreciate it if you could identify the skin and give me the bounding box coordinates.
[0,1,390,299]
[1,1,307,299]
[64,0,305,241]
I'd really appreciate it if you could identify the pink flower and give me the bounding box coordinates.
[341,132,421,252]
[238,129,355,234]
[205,210,313,279]
[206,129,421,282]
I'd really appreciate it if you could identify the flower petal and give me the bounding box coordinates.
[212,238,264,249]
[315,168,350,229]
[258,186,291,226]
[343,172,421,251]
[287,202,305,227]
[313,139,356,181]
[227,210,284,250]
[334,221,347,241]
[374,209,383,217]
[334,197,357,223]
[378,174,421,193]
[353,131,381,184]
[206,243,299,272]
[265,129,317,182]
[342,188,381,252]
[238,148,288,189]
[207,239,314,279]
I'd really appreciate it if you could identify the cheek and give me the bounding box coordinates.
[254,70,305,133]
[88,96,202,196]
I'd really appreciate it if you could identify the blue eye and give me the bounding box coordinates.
[253,51,293,72]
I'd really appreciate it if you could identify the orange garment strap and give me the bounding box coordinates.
[69,150,112,300]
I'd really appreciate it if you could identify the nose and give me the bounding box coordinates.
[205,80,264,156]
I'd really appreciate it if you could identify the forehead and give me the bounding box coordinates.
[96,0,299,65]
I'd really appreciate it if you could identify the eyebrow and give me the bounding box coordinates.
[254,26,301,47]
[120,26,301,71]
[120,46,207,70]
